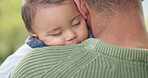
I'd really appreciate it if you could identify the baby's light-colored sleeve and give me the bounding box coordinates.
[0,43,32,78]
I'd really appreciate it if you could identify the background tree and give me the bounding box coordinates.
[0,0,28,64]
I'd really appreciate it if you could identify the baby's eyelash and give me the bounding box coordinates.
[52,32,62,36]
[73,21,81,27]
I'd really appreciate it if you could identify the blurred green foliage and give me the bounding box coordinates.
[0,0,28,64]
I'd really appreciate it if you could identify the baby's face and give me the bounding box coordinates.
[30,0,88,46]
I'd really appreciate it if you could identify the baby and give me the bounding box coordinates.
[22,0,90,47]
[0,0,93,77]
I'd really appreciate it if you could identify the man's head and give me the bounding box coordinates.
[74,0,144,38]
[22,0,88,46]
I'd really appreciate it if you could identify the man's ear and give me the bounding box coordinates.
[29,32,38,38]
[74,0,88,19]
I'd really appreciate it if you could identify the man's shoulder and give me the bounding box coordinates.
[30,38,100,52]
[25,38,100,59]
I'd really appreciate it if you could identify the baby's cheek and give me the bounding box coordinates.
[51,38,65,46]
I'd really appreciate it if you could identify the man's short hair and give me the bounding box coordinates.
[85,0,142,13]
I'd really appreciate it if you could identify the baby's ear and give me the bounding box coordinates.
[74,0,88,19]
[29,32,38,38]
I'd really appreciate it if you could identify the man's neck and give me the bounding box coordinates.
[96,11,148,49]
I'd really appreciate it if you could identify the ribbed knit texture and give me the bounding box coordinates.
[10,38,148,78]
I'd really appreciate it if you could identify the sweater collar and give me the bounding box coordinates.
[82,38,148,63]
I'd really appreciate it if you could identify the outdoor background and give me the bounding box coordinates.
[0,0,148,64]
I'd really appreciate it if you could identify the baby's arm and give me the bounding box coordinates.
[0,36,47,78]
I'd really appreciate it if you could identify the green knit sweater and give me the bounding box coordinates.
[10,38,148,78]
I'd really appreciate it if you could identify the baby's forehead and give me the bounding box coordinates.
[23,0,64,3]
[22,0,66,10]
[32,0,70,10]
